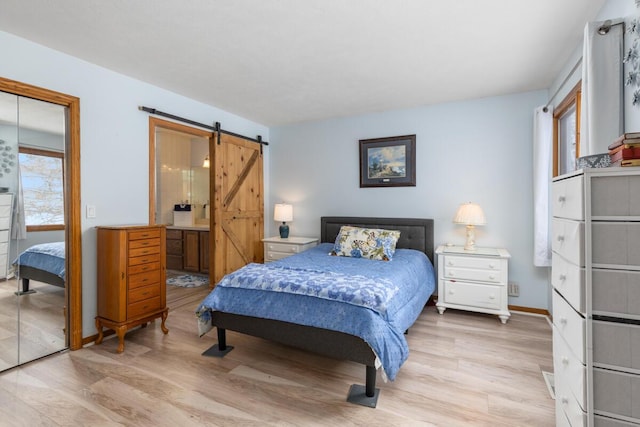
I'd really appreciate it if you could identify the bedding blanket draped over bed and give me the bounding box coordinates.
[14,241,66,279]
[196,243,435,380]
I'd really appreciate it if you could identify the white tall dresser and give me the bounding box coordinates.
[552,168,640,426]
[0,193,13,279]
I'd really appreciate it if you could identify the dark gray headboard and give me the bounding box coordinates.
[320,217,434,263]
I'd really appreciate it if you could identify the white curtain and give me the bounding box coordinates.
[533,106,553,267]
[11,166,26,240]
[580,20,624,156]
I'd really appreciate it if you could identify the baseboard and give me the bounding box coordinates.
[508,305,550,316]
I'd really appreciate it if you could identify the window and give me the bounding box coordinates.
[18,147,65,230]
[553,82,581,177]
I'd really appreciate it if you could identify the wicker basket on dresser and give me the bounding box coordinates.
[95,225,169,353]
[552,168,640,426]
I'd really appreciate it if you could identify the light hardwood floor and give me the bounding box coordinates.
[0,285,555,426]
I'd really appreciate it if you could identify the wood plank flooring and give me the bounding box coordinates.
[0,285,555,426]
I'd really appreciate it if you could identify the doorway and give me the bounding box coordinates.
[0,77,82,371]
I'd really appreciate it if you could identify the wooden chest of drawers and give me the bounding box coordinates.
[95,225,168,353]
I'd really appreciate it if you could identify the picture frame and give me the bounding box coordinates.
[359,134,416,188]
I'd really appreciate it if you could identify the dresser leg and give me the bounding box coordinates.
[160,309,169,334]
[436,305,446,315]
[499,315,509,324]
[95,318,104,344]
[115,326,126,353]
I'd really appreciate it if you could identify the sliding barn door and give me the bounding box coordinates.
[212,132,264,284]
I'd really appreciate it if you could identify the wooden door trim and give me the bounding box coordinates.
[148,117,213,225]
[0,77,82,350]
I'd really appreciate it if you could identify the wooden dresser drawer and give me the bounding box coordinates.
[552,175,584,220]
[592,269,640,317]
[552,218,584,267]
[129,237,160,250]
[129,270,160,289]
[129,228,161,241]
[129,245,161,258]
[129,261,160,275]
[441,280,502,310]
[552,253,585,314]
[128,296,162,319]
[553,289,585,363]
[128,252,160,266]
[129,283,161,304]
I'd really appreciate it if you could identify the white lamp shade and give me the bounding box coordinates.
[453,202,486,226]
[274,203,293,222]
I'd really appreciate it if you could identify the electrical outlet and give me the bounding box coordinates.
[508,282,519,297]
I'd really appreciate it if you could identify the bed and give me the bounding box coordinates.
[196,217,435,407]
[13,242,66,295]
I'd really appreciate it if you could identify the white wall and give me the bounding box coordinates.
[270,90,550,310]
[0,30,270,337]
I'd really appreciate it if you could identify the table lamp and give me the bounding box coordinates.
[453,202,486,251]
[274,203,293,238]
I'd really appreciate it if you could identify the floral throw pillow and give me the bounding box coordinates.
[330,226,401,261]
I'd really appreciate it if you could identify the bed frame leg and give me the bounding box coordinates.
[346,365,380,408]
[15,278,36,296]
[201,327,234,357]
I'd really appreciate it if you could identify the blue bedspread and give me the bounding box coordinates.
[14,242,66,279]
[196,242,435,380]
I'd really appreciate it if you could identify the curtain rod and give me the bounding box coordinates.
[543,19,625,113]
[138,106,269,146]
[543,58,582,113]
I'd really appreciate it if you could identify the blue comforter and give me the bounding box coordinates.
[196,243,435,380]
[14,241,66,279]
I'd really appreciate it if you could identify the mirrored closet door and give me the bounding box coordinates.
[0,90,67,372]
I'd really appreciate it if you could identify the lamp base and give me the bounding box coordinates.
[279,223,289,239]
[464,224,477,251]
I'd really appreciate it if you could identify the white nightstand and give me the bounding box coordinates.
[262,236,319,262]
[435,245,511,323]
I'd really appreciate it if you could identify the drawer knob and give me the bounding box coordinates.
[448,289,455,295]
[560,317,567,325]
[558,196,566,203]
[561,396,569,405]
[449,271,455,277]
[556,235,565,242]
[488,263,496,269]
[488,274,496,280]
[559,274,566,281]
[447,260,454,266]
[489,294,495,300]
[562,356,569,365]
[290,247,297,253]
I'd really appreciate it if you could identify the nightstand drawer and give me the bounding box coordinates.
[441,280,502,310]
[266,242,302,254]
[265,251,291,262]
[442,255,502,271]
[443,267,503,283]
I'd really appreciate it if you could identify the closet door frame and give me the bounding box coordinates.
[0,77,83,350]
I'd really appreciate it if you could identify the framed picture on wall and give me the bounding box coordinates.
[359,134,416,188]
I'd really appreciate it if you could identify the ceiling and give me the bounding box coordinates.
[0,0,607,127]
